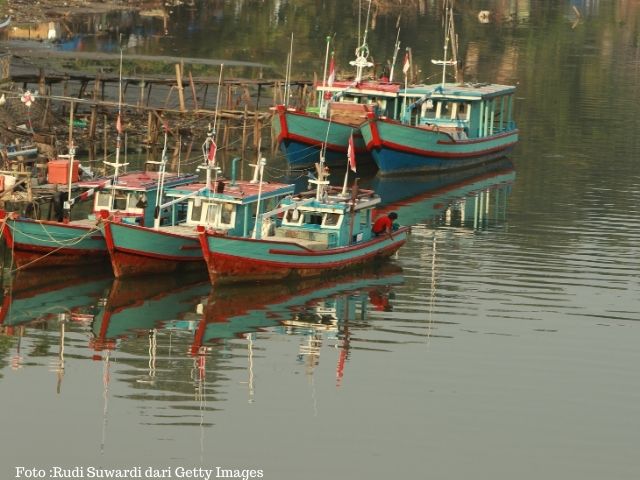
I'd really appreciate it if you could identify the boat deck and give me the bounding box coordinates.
[157,224,199,237]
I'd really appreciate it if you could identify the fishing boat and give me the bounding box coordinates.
[271,0,402,169]
[360,4,519,175]
[101,133,296,278]
[198,160,409,285]
[0,142,197,270]
[272,80,401,169]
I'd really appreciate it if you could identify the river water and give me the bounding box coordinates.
[1,1,639,479]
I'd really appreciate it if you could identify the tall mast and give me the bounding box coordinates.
[350,0,373,82]
[431,2,458,88]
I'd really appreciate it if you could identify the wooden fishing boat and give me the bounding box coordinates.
[101,134,296,278]
[360,4,519,175]
[0,150,197,270]
[272,0,402,169]
[198,162,409,285]
[272,81,400,169]
[361,83,519,175]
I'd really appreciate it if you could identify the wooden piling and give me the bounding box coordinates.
[175,63,185,112]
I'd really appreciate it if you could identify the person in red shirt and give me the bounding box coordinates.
[372,212,398,236]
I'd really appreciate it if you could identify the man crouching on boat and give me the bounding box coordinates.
[372,212,398,237]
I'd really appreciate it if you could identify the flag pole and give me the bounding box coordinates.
[320,35,331,114]
[341,131,355,196]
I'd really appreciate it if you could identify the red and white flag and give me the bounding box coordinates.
[327,55,336,87]
[348,133,356,172]
[402,51,411,76]
[207,139,217,166]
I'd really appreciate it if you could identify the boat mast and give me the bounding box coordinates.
[105,50,128,211]
[350,0,374,82]
[431,1,457,87]
[319,35,332,115]
[388,20,401,82]
[204,63,224,190]
[284,33,294,107]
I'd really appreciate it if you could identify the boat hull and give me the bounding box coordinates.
[199,227,409,285]
[0,215,107,269]
[361,116,519,175]
[272,105,371,168]
[103,221,205,278]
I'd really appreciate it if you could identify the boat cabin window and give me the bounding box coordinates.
[112,192,128,211]
[420,99,436,119]
[133,193,147,209]
[206,203,221,225]
[322,213,342,227]
[220,203,234,226]
[284,209,303,225]
[456,102,469,121]
[190,201,203,223]
[95,191,111,209]
[304,213,323,225]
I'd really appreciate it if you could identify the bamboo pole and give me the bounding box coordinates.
[188,70,198,110]
[175,63,185,112]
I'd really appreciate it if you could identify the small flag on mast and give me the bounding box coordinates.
[327,53,336,87]
[207,139,217,166]
[402,50,411,76]
[116,114,122,134]
[348,134,356,172]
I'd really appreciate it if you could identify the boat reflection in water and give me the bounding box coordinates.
[0,266,112,329]
[192,263,404,390]
[0,267,112,391]
[90,273,210,351]
[366,158,516,229]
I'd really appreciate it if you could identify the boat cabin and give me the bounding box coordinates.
[312,80,402,124]
[265,187,381,250]
[164,179,296,236]
[81,171,198,226]
[400,83,517,140]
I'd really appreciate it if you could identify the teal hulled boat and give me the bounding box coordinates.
[0,168,197,270]
[360,3,518,175]
[102,137,296,278]
[271,80,400,169]
[361,82,518,175]
[199,165,409,285]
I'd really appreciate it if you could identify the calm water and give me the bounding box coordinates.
[1,1,640,479]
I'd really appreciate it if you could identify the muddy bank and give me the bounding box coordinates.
[1,0,154,24]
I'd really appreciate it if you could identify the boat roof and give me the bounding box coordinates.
[290,186,381,213]
[316,80,401,98]
[166,179,295,204]
[79,171,197,192]
[401,82,516,100]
